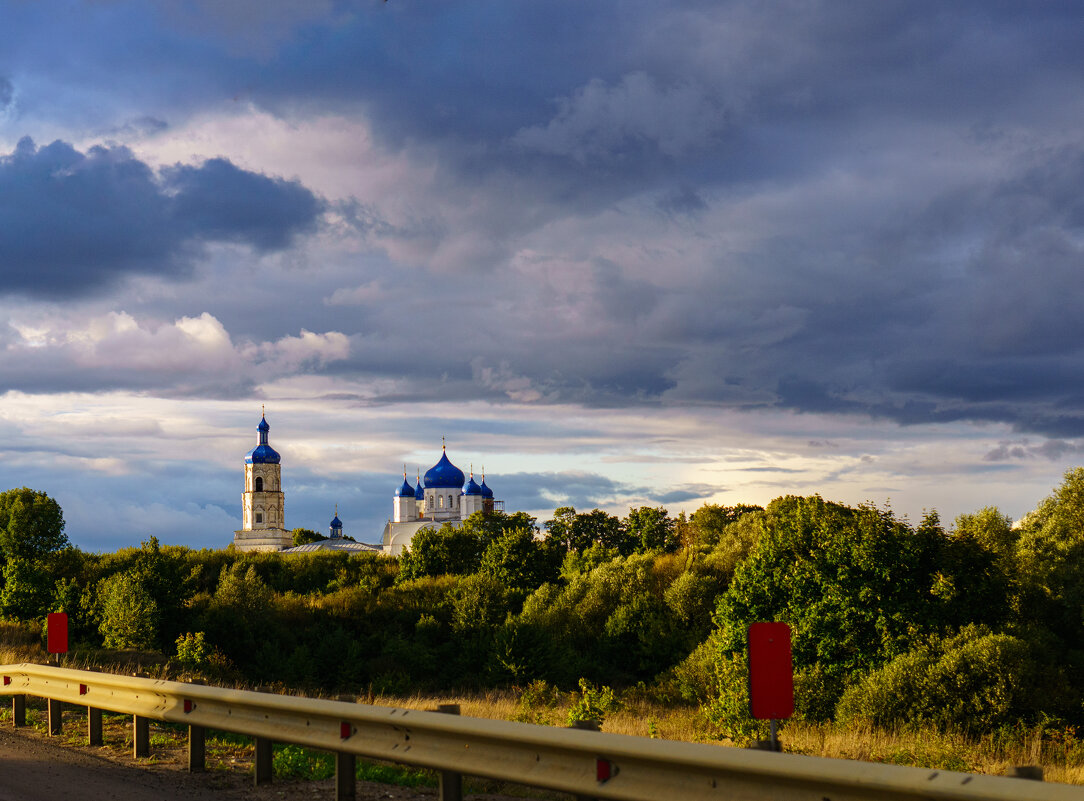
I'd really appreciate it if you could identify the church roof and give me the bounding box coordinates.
[414,479,424,500]
[424,449,465,489]
[281,540,381,554]
[480,479,494,499]
[245,414,281,464]
[396,477,416,497]
[463,475,482,496]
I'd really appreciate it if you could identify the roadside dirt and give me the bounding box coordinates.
[0,708,553,801]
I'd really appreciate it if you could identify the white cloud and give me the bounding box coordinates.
[0,310,349,391]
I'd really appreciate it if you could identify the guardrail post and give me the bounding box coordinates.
[335,751,356,801]
[133,715,150,758]
[436,704,463,801]
[88,707,103,746]
[12,694,25,727]
[188,725,205,772]
[570,720,600,801]
[1008,765,1044,781]
[254,736,273,785]
[48,698,62,735]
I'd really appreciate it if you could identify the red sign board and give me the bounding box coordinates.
[748,622,793,719]
[47,612,69,654]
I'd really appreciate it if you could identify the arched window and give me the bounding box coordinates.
[255,512,263,524]
[254,476,264,492]
[438,495,444,509]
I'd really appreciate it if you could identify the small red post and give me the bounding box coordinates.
[47,613,69,656]
[748,622,794,751]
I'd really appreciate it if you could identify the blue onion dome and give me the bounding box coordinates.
[331,513,343,529]
[463,474,483,496]
[245,413,281,464]
[414,477,424,500]
[480,478,494,499]
[396,468,415,497]
[423,448,465,489]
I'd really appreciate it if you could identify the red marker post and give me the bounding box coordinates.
[747,622,793,751]
[47,612,69,665]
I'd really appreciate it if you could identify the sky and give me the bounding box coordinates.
[2,1,1084,550]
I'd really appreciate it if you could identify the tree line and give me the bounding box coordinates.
[0,472,1082,740]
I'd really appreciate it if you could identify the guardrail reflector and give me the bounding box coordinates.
[184,699,193,713]
[2,676,9,686]
[340,722,352,739]
[597,758,616,782]
[79,684,88,695]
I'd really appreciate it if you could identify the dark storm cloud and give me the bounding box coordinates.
[8,1,1084,443]
[0,138,323,297]
[236,4,1084,440]
[165,158,324,251]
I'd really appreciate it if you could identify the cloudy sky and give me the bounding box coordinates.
[2,1,1083,550]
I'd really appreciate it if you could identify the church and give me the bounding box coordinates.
[379,442,501,555]
[231,413,501,555]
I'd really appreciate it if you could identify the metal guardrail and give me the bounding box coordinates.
[2,663,1081,801]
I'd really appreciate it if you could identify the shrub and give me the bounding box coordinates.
[514,678,562,725]
[701,650,768,745]
[835,626,1079,731]
[175,631,210,670]
[566,678,619,728]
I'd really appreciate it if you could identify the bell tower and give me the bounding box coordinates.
[233,410,291,551]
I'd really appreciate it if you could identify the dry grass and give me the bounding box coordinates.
[367,689,1084,785]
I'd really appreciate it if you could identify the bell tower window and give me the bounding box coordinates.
[255,476,264,492]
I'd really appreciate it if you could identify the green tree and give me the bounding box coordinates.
[292,528,324,546]
[97,569,159,649]
[398,524,485,580]
[1013,468,1084,643]
[213,562,272,617]
[543,507,630,554]
[198,562,275,667]
[687,504,763,550]
[625,506,677,552]
[953,507,1015,559]
[479,525,556,591]
[0,488,67,562]
[0,558,53,620]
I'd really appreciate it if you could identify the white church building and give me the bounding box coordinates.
[380,444,501,555]
[232,414,500,555]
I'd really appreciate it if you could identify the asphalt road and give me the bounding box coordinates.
[0,724,546,801]
[0,726,226,801]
